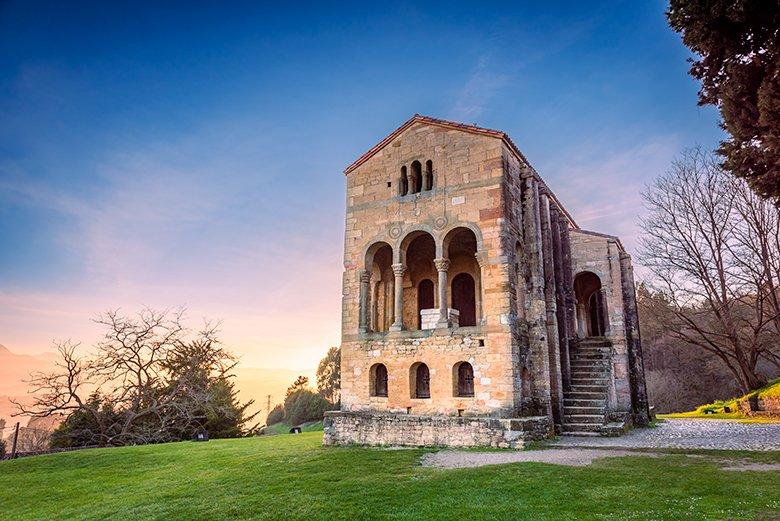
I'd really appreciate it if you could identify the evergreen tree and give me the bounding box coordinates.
[667,1,780,200]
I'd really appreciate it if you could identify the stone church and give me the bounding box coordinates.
[323,115,649,448]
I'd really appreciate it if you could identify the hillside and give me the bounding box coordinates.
[1,433,778,520]
[660,379,780,422]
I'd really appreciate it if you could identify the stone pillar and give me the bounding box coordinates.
[558,219,577,350]
[600,287,610,336]
[390,263,406,331]
[358,270,371,333]
[540,194,563,427]
[550,208,570,391]
[434,258,450,328]
[475,251,488,325]
[521,173,552,418]
[620,252,650,425]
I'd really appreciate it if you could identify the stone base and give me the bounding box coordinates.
[323,411,552,449]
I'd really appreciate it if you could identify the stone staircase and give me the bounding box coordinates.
[562,338,611,436]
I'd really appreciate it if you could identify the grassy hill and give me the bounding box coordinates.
[660,378,780,422]
[1,433,778,520]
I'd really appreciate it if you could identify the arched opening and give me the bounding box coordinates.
[452,273,476,327]
[417,279,434,329]
[410,161,422,194]
[410,362,430,399]
[365,242,393,333]
[399,166,409,196]
[443,226,481,328]
[369,363,388,397]
[574,271,605,337]
[453,361,474,397]
[424,160,433,191]
[401,231,436,330]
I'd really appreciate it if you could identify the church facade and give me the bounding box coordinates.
[323,115,649,448]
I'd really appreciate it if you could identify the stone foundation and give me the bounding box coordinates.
[323,411,552,449]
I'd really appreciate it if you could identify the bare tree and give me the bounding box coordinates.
[640,148,780,393]
[13,308,239,446]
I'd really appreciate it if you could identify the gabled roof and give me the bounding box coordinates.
[343,114,530,175]
[344,114,577,228]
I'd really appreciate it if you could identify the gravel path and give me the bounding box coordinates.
[421,448,656,469]
[549,419,780,451]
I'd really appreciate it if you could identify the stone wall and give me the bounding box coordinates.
[323,411,551,449]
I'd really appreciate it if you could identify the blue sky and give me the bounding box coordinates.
[0,1,722,367]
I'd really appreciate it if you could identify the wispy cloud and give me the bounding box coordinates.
[450,55,509,121]
[541,134,681,256]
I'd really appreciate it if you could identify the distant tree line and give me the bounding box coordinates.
[265,347,340,427]
[14,308,258,448]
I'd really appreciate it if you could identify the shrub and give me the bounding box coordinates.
[0,438,5,458]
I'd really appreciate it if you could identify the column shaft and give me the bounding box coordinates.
[390,264,406,331]
[434,258,450,327]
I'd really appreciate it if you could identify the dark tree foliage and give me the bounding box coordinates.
[282,389,332,426]
[285,376,309,398]
[316,347,340,404]
[20,308,257,447]
[667,1,780,200]
[266,404,284,425]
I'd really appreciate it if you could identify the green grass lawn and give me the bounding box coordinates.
[261,420,324,435]
[1,433,778,520]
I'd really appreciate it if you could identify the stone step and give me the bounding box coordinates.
[563,406,605,415]
[569,384,608,392]
[570,359,610,366]
[570,381,607,389]
[564,398,606,407]
[564,414,605,423]
[570,372,607,379]
[562,423,601,432]
[561,431,602,437]
[566,391,606,400]
[570,362,609,368]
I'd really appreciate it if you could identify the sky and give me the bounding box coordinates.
[0,1,723,370]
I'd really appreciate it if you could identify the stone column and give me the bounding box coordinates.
[540,194,563,427]
[390,263,406,331]
[521,173,552,418]
[434,258,450,328]
[600,287,610,336]
[475,251,488,325]
[619,252,650,425]
[358,270,371,333]
[550,207,571,392]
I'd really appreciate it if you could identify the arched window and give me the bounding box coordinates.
[417,279,434,329]
[400,166,409,196]
[453,362,474,397]
[370,363,388,397]
[452,273,476,327]
[410,161,422,194]
[410,362,430,399]
[424,160,433,191]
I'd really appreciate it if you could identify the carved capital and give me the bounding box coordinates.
[433,258,450,272]
[474,251,488,269]
[391,263,407,277]
[359,270,372,284]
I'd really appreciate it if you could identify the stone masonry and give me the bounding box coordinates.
[323,115,650,448]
